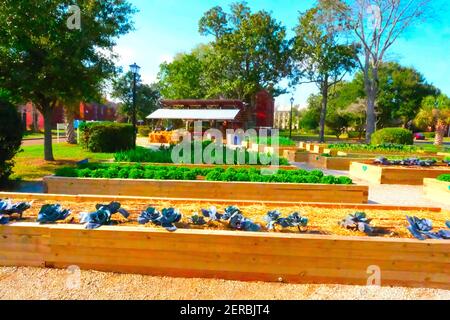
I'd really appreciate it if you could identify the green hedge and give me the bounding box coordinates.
[80,122,134,153]
[371,128,414,145]
[0,100,23,186]
[437,174,450,183]
[55,164,353,185]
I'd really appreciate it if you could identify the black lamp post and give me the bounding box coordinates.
[289,96,295,139]
[129,63,141,148]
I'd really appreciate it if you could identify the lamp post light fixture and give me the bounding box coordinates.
[289,96,295,139]
[129,63,141,148]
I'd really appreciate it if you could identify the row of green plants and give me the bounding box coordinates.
[55,164,353,184]
[437,174,450,183]
[327,143,448,154]
[327,143,419,153]
[114,142,290,166]
[2,199,449,240]
[251,136,296,147]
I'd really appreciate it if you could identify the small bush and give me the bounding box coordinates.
[80,122,134,153]
[437,174,450,183]
[347,131,362,139]
[423,132,435,139]
[371,128,413,146]
[0,100,23,185]
[138,126,152,137]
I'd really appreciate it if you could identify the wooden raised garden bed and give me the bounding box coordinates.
[307,154,373,171]
[350,162,450,185]
[283,150,308,163]
[43,176,369,204]
[424,178,450,206]
[0,193,448,289]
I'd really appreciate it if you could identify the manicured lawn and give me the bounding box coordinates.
[22,129,66,140]
[12,143,113,181]
[279,131,361,143]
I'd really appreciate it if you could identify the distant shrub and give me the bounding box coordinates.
[80,122,134,153]
[423,132,435,139]
[138,126,152,137]
[347,131,362,139]
[371,128,414,145]
[0,100,23,185]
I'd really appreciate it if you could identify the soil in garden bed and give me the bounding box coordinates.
[4,198,449,239]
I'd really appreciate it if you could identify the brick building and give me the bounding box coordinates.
[18,101,119,131]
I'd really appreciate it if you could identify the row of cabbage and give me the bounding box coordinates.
[1,199,449,240]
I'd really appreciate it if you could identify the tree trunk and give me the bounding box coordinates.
[363,51,379,144]
[319,81,328,143]
[32,105,39,132]
[43,106,55,161]
[65,108,77,144]
[366,90,377,143]
[434,120,446,146]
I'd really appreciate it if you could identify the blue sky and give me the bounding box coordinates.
[113,0,450,110]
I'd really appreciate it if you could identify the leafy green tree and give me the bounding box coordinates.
[414,95,450,145]
[348,63,438,128]
[0,0,135,161]
[199,2,291,102]
[157,46,209,99]
[112,72,161,122]
[292,0,357,142]
[376,63,438,126]
[299,94,321,131]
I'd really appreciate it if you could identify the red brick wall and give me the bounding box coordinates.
[254,90,274,128]
[20,102,117,130]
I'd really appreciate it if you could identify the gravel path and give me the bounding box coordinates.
[293,162,450,211]
[0,267,448,300]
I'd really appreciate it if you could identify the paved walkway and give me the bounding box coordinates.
[292,162,450,210]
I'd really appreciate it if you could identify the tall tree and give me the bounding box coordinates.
[157,45,210,99]
[414,95,450,146]
[349,62,438,127]
[199,2,291,102]
[0,0,135,160]
[344,0,432,142]
[112,71,161,122]
[292,0,357,142]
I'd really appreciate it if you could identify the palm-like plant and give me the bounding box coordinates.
[414,95,450,146]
